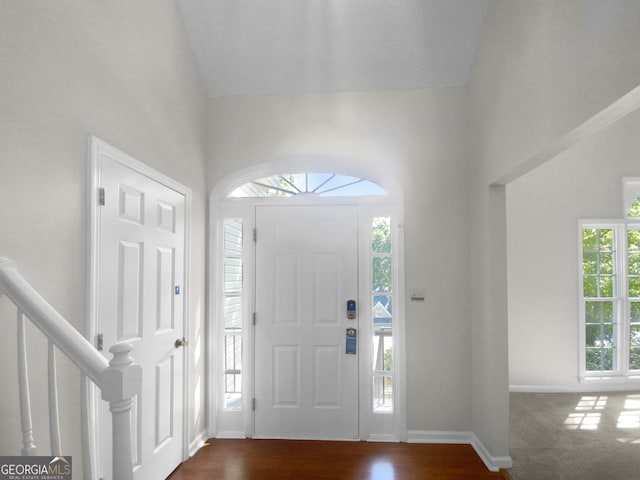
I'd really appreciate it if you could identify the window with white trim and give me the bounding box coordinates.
[223,218,244,410]
[580,179,640,378]
[372,217,393,412]
[229,173,386,198]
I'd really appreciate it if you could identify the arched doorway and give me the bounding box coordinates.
[208,166,406,442]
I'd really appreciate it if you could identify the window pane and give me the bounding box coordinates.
[599,276,615,297]
[224,392,242,410]
[373,295,392,327]
[373,375,393,413]
[585,301,615,325]
[630,326,640,347]
[583,276,598,297]
[629,233,640,297]
[630,348,640,370]
[224,334,242,411]
[373,332,393,372]
[583,229,597,251]
[599,229,615,250]
[225,374,242,393]
[373,257,392,292]
[224,295,243,329]
[224,257,243,292]
[584,300,617,372]
[225,335,242,373]
[585,324,614,347]
[224,219,243,255]
[630,277,640,298]
[582,228,617,298]
[629,255,640,277]
[223,218,244,410]
[629,196,640,217]
[600,253,614,274]
[586,347,616,371]
[372,218,391,253]
[630,303,640,369]
[230,173,387,197]
[629,230,640,250]
[583,252,597,275]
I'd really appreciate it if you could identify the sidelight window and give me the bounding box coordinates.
[223,219,243,410]
[372,217,393,412]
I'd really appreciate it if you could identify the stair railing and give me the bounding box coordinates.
[0,258,140,480]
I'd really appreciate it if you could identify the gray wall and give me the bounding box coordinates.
[0,2,208,477]
[467,0,640,457]
[208,88,473,433]
[2,0,640,474]
[508,107,640,388]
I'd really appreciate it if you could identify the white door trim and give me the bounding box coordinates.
[208,162,406,443]
[85,135,191,480]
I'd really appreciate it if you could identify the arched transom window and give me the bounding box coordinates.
[626,178,640,218]
[229,173,387,198]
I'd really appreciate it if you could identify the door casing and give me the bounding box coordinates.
[209,179,406,442]
[86,136,191,480]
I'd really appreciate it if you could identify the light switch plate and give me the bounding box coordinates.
[410,288,425,301]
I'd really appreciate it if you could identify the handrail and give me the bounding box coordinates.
[0,257,140,480]
[0,258,108,384]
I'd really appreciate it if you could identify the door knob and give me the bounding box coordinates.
[175,337,188,349]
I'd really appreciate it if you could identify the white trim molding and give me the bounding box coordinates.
[209,159,406,443]
[188,432,208,458]
[407,430,513,472]
[214,431,247,440]
[511,378,640,393]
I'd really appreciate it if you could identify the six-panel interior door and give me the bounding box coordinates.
[96,155,185,480]
[254,205,359,439]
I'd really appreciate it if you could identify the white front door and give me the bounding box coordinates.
[95,150,186,480]
[254,205,359,439]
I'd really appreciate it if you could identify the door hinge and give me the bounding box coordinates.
[96,333,103,351]
[253,312,257,326]
[252,398,256,411]
[253,228,257,242]
[98,187,105,206]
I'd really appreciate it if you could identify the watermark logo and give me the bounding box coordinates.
[0,456,71,480]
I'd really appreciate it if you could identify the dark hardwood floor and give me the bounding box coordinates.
[167,439,511,479]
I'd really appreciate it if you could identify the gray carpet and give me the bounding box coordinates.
[509,391,640,480]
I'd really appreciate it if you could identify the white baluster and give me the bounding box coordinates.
[17,309,37,456]
[101,343,141,480]
[48,340,61,456]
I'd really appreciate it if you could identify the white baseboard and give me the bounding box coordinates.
[469,433,512,472]
[188,431,208,457]
[366,434,400,442]
[510,379,640,393]
[407,430,512,472]
[407,430,472,444]
[215,431,247,439]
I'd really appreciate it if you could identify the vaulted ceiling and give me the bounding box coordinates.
[176,0,488,98]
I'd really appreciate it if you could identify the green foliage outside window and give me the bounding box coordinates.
[372,218,391,292]
[629,196,640,217]
[372,218,391,253]
[583,228,617,371]
[384,347,392,371]
[582,228,615,298]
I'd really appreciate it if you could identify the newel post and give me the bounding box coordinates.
[101,343,141,480]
